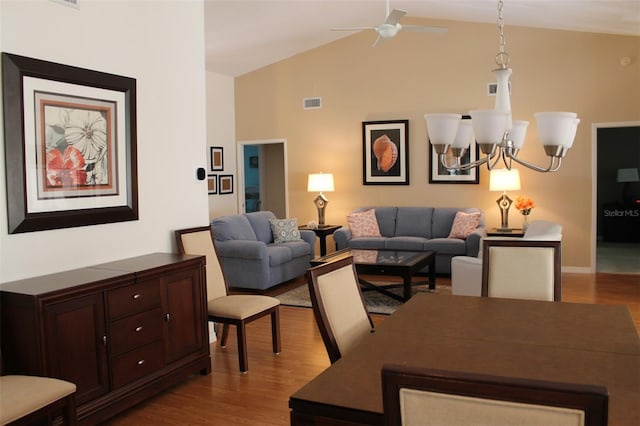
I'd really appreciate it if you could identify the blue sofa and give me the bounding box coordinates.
[333,207,486,275]
[211,211,316,291]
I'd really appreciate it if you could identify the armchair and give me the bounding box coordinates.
[451,220,562,297]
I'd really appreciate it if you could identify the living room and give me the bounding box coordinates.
[0,1,638,424]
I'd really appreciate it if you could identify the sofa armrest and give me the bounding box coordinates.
[299,230,317,258]
[214,239,268,260]
[465,226,487,257]
[333,228,352,250]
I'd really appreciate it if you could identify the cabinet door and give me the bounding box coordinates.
[159,265,207,364]
[44,292,110,405]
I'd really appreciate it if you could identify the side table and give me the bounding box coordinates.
[299,224,342,256]
[486,228,525,237]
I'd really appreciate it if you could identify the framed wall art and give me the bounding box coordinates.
[362,120,409,185]
[210,146,224,171]
[2,52,138,233]
[207,174,217,195]
[219,174,234,194]
[429,115,479,184]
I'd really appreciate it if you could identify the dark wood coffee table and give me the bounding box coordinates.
[311,248,436,302]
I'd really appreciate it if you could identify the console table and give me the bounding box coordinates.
[0,253,211,425]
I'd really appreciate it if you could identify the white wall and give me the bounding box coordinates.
[206,70,238,217]
[0,0,209,282]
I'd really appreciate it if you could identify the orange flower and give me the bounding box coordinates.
[515,196,535,215]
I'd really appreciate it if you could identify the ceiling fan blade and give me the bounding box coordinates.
[330,26,377,32]
[384,9,406,26]
[401,25,448,34]
[372,35,387,47]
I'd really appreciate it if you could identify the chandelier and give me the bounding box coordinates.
[424,0,580,173]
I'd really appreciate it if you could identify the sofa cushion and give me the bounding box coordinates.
[212,215,257,241]
[266,245,293,266]
[245,211,277,243]
[270,218,303,243]
[282,240,312,258]
[395,207,434,238]
[448,211,482,239]
[355,207,397,237]
[425,238,467,255]
[347,209,382,238]
[347,237,387,249]
[385,236,428,251]
[432,208,471,238]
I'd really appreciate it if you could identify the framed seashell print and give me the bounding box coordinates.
[363,120,409,185]
[429,115,480,184]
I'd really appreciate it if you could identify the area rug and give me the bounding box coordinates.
[276,283,451,315]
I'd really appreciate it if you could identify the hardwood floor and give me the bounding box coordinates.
[105,272,639,426]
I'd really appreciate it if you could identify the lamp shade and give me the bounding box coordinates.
[489,168,521,192]
[307,173,334,192]
[617,168,640,183]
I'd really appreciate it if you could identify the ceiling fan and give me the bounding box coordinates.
[331,0,448,47]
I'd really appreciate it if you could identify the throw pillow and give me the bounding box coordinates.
[270,218,303,244]
[347,209,382,238]
[448,211,481,239]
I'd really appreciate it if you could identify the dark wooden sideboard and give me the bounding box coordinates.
[0,253,211,425]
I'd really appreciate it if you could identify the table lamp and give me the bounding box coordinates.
[617,167,639,205]
[307,173,334,226]
[489,168,521,231]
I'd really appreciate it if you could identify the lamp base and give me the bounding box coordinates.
[496,192,513,231]
[313,193,329,226]
[495,227,514,232]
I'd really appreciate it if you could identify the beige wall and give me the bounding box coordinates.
[234,19,640,271]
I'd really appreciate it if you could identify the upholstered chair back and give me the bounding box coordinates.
[176,227,227,301]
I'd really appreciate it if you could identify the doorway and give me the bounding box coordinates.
[592,121,640,273]
[237,139,288,218]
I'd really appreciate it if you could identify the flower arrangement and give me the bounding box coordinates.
[515,196,535,216]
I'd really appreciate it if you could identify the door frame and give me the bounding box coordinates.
[591,120,640,272]
[237,138,289,216]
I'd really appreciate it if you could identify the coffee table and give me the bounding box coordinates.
[311,248,436,302]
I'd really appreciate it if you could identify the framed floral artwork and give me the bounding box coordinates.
[2,53,138,233]
[362,120,409,185]
[429,115,479,184]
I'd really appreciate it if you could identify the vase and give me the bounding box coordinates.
[522,214,529,232]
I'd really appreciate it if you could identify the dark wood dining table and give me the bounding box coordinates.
[289,293,640,426]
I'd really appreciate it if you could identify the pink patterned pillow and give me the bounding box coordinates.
[448,211,481,239]
[347,209,382,238]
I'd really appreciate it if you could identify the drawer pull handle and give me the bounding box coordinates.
[137,359,145,366]
[165,313,171,322]
[135,326,143,332]
[103,335,107,346]
[133,293,141,299]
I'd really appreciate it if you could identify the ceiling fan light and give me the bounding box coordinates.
[534,112,579,148]
[469,109,508,144]
[509,120,529,150]
[424,113,461,145]
[377,24,399,38]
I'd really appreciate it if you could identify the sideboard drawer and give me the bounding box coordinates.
[109,308,163,356]
[111,340,164,389]
[107,280,161,319]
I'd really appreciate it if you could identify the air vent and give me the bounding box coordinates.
[50,0,79,8]
[487,82,511,96]
[303,97,322,110]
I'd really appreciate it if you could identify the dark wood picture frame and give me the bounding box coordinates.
[362,120,409,185]
[219,174,233,194]
[210,146,224,171]
[207,174,218,195]
[429,115,479,184]
[2,52,138,233]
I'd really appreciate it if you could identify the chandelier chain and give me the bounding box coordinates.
[496,0,510,67]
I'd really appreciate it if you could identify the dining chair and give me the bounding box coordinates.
[306,256,374,364]
[381,364,608,426]
[175,226,281,373]
[481,239,562,301]
[0,351,77,425]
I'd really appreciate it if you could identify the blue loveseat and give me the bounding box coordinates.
[333,207,486,275]
[211,211,316,291]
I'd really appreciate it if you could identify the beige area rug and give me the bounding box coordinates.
[276,282,451,315]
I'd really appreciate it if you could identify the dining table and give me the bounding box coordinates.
[289,293,640,425]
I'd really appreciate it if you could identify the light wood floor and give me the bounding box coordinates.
[105,272,639,426]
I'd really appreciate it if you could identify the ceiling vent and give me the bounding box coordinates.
[303,97,322,110]
[51,0,79,8]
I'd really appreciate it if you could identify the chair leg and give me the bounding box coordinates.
[64,394,78,425]
[236,322,248,373]
[271,307,281,354]
[220,323,230,348]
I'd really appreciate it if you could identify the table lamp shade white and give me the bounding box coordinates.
[489,168,521,231]
[617,167,639,205]
[308,173,334,225]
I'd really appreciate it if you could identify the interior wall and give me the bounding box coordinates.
[234,18,640,271]
[0,0,208,282]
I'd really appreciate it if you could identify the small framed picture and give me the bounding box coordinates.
[210,146,223,171]
[207,174,217,194]
[362,120,409,185]
[219,174,233,194]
